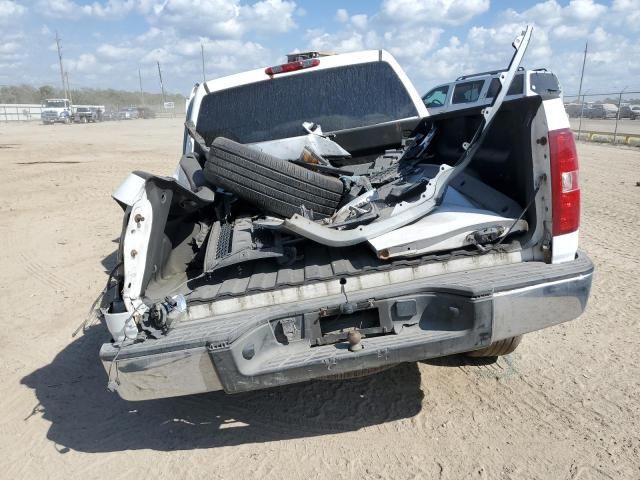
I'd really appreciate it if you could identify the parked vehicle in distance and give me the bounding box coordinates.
[118,107,139,120]
[41,98,73,124]
[564,103,586,118]
[584,103,618,119]
[630,105,640,119]
[92,107,104,122]
[73,107,98,123]
[98,27,593,401]
[421,68,560,114]
[102,109,117,121]
[137,107,156,119]
[617,105,639,120]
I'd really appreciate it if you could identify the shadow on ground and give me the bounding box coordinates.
[21,326,424,453]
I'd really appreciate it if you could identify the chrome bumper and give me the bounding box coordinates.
[101,252,593,401]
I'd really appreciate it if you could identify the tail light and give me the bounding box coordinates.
[265,58,320,76]
[549,128,580,236]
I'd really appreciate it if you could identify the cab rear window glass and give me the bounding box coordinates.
[530,72,560,98]
[196,62,418,145]
[452,80,484,104]
[487,74,524,98]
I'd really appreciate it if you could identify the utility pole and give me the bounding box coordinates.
[65,71,72,103]
[138,67,145,106]
[55,31,68,99]
[201,42,206,83]
[613,86,627,144]
[577,41,588,141]
[157,60,166,106]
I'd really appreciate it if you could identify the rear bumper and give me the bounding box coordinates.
[100,252,593,401]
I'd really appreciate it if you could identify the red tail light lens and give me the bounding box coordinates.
[549,128,580,236]
[265,58,320,76]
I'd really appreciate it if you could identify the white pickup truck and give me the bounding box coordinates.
[98,27,593,401]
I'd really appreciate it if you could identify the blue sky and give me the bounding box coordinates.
[0,0,638,96]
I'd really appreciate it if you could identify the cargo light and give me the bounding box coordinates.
[549,128,580,236]
[265,58,320,76]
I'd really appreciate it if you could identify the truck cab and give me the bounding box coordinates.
[41,98,72,125]
[422,68,561,115]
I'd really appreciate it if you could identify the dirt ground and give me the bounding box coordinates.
[0,119,638,480]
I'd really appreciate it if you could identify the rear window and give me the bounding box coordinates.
[529,72,560,99]
[452,80,484,104]
[486,74,524,98]
[196,61,418,144]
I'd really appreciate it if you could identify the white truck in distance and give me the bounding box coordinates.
[41,98,73,124]
[98,27,593,401]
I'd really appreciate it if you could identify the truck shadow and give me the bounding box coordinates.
[21,326,424,453]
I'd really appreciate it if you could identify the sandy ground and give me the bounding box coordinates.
[0,119,639,480]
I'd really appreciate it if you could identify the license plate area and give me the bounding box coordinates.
[305,300,394,347]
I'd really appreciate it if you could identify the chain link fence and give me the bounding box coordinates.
[563,90,640,146]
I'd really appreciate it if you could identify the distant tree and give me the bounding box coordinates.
[1,84,186,112]
[38,85,55,102]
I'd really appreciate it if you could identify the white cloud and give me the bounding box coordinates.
[351,14,368,30]
[144,0,297,37]
[609,0,640,31]
[335,8,348,23]
[36,0,83,18]
[380,0,490,26]
[565,0,607,21]
[553,24,589,39]
[66,53,98,72]
[97,43,143,59]
[245,0,296,33]
[37,0,137,18]
[503,0,607,30]
[0,41,21,58]
[306,29,367,53]
[0,0,26,19]
[0,31,25,67]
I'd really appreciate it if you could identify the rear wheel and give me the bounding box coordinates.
[465,335,522,358]
[205,137,344,218]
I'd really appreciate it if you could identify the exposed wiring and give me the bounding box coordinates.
[105,301,145,391]
[72,261,123,337]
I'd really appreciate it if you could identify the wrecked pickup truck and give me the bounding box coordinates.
[98,27,593,401]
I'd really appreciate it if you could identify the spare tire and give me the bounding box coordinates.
[205,137,344,218]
